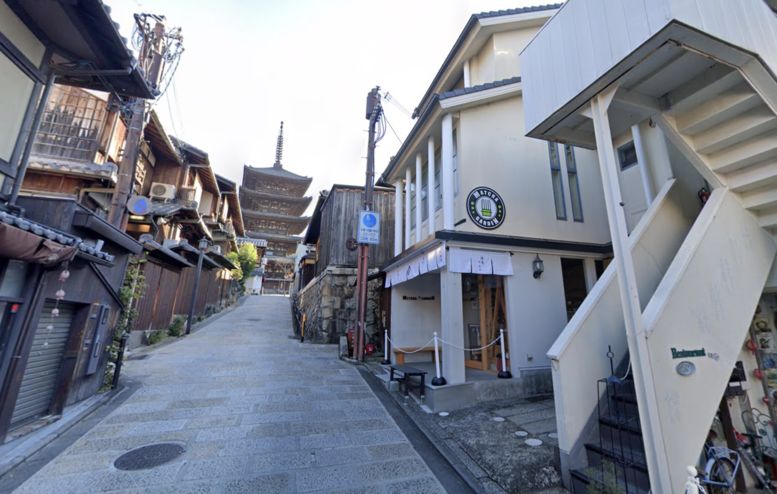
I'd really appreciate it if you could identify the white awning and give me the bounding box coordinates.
[449,248,513,276]
[385,243,446,288]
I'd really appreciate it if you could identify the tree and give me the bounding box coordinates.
[228,243,258,287]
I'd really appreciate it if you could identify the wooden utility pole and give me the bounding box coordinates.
[108,21,165,228]
[354,87,381,362]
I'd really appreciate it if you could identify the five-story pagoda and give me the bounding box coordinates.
[240,123,312,294]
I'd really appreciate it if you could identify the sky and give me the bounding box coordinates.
[105,0,553,216]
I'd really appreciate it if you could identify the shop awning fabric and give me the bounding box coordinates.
[385,243,446,288]
[449,248,514,276]
[0,222,78,266]
[384,244,514,288]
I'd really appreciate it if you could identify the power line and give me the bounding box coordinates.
[382,112,403,145]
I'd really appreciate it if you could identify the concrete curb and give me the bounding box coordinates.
[0,385,128,479]
[359,366,491,494]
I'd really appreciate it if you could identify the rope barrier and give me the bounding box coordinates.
[438,336,501,352]
[385,335,435,354]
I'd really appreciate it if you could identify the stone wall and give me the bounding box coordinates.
[293,266,382,345]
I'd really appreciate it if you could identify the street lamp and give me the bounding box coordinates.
[532,254,544,279]
[186,237,211,335]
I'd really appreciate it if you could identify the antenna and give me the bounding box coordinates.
[274,121,284,167]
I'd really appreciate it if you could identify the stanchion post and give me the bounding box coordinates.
[498,329,512,379]
[432,332,446,386]
[381,329,391,365]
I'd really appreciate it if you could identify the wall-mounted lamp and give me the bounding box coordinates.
[532,254,544,279]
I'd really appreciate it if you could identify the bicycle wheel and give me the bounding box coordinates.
[708,458,737,494]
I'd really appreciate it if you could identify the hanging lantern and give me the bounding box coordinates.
[55,289,65,300]
[58,270,70,282]
[755,368,765,380]
[51,308,59,317]
[746,339,758,352]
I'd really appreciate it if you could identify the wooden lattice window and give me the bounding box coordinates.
[34,85,107,162]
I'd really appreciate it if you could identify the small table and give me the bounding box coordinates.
[389,364,427,399]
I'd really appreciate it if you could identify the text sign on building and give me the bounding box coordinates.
[466,187,505,230]
[357,210,381,245]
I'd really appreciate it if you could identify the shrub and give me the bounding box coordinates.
[148,330,167,345]
[167,315,186,337]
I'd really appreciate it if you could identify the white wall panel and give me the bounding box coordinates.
[603,0,631,65]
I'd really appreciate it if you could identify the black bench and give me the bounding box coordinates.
[389,364,427,400]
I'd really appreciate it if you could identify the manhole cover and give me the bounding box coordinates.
[114,443,185,471]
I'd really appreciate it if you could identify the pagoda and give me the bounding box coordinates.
[240,122,312,294]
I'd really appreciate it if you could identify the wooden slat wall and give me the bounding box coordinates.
[135,261,163,331]
[151,268,181,329]
[316,187,395,276]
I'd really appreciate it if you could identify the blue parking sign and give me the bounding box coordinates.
[357,210,380,244]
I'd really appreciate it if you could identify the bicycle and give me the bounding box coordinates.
[685,443,741,494]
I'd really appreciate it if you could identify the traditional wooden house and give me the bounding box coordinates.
[240,123,312,295]
[123,131,242,348]
[0,0,155,442]
[296,184,395,344]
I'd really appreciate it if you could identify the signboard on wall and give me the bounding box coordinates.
[466,187,505,230]
[357,210,381,244]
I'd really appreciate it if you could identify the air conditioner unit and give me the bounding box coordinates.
[150,183,175,202]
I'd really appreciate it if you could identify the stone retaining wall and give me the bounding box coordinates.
[294,266,382,345]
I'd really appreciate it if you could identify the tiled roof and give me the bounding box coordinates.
[244,164,311,181]
[438,77,522,100]
[474,4,563,19]
[245,231,302,244]
[28,156,118,181]
[241,209,311,223]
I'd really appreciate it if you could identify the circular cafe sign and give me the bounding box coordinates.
[467,187,505,230]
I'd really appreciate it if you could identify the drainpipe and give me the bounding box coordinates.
[632,123,654,206]
[9,71,56,206]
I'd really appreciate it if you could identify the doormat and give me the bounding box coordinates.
[114,443,185,471]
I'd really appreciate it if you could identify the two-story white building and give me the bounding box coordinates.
[378,5,612,410]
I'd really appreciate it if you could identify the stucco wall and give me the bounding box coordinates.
[0,53,34,162]
[389,274,441,363]
[455,95,610,245]
[0,2,45,66]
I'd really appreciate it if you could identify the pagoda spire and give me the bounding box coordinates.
[274,121,284,167]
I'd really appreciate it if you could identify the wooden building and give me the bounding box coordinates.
[240,123,312,294]
[295,184,395,344]
[0,0,156,443]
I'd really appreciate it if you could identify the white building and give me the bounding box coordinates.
[379,5,612,411]
[522,0,777,491]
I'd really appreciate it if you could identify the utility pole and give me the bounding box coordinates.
[354,87,381,362]
[108,19,166,228]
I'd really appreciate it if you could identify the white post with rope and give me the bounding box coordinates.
[432,332,446,386]
[497,329,512,379]
[381,329,391,365]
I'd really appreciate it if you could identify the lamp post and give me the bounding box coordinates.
[186,238,211,335]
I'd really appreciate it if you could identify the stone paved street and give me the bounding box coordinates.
[11,296,447,494]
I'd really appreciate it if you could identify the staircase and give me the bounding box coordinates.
[570,371,650,494]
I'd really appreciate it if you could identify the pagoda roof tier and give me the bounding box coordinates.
[242,210,310,235]
[239,187,312,216]
[242,165,312,198]
[245,231,302,245]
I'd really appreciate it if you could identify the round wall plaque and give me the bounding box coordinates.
[466,187,505,230]
[676,361,696,376]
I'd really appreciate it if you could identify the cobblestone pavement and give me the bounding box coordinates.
[12,296,446,494]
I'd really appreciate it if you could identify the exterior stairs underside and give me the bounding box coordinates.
[555,60,777,492]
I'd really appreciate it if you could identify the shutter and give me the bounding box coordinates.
[11,301,74,426]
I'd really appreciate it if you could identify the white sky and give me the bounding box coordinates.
[105,0,552,215]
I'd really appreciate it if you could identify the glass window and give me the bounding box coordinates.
[410,176,416,229]
[422,164,428,220]
[434,147,442,211]
[0,261,28,299]
[618,141,638,171]
[566,145,583,222]
[453,130,459,197]
[548,142,567,220]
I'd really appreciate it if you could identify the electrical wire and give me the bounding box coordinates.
[380,90,413,118]
[382,112,403,145]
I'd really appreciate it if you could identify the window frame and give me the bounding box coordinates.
[565,145,584,222]
[452,129,459,197]
[434,147,442,211]
[617,141,639,171]
[410,174,416,229]
[421,164,428,221]
[548,142,567,221]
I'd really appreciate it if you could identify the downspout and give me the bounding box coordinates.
[9,71,57,206]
